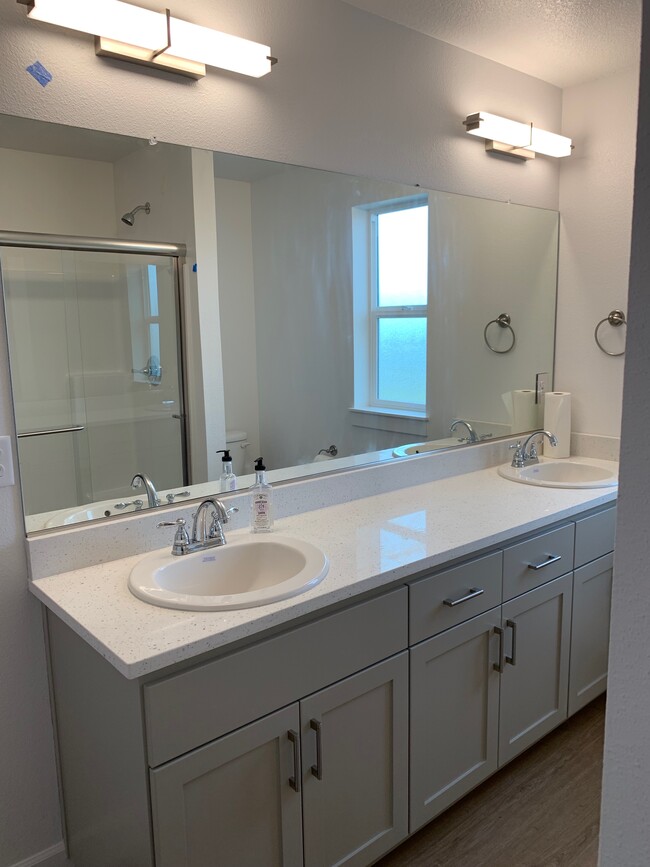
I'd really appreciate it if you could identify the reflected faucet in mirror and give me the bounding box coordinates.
[449,419,480,443]
[131,473,161,508]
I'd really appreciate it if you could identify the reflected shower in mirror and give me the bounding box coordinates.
[0,114,558,532]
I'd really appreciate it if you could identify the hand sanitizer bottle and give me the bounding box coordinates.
[217,449,237,492]
[249,457,274,533]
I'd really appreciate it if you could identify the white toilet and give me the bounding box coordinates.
[225,429,249,476]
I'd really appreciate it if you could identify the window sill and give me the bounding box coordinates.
[349,407,429,436]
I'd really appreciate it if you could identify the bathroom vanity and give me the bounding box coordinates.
[30,465,617,867]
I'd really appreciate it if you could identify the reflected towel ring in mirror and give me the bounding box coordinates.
[484,313,516,354]
[594,310,626,356]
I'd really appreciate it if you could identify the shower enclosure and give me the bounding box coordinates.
[0,232,188,520]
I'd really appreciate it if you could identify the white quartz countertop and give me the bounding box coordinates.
[30,460,618,679]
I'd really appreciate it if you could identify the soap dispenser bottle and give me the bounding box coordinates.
[217,449,237,492]
[249,457,274,533]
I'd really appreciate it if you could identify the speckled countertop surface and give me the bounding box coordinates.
[30,460,618,680]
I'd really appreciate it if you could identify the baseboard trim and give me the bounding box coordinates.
[10,841,67,867]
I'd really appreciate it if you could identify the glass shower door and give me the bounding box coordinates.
[1,245,186,521]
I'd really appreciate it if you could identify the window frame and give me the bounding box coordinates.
[356,196,429,415]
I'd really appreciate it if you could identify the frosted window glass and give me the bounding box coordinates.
[377,206,428,307]
[377,317,426,405]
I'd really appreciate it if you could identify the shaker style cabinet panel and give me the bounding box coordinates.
[503,523,574,601]
[300,653,409,867]
[498,573,573,766]
[409,608,501,832]
[569,553,614,715]
[150,704,303,867]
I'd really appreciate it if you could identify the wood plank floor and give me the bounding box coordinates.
[378,696,606,867]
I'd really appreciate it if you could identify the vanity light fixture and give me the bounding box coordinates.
[463,111,572,160]
[18,0,277,80]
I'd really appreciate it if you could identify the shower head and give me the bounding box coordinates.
[121,202,151,226]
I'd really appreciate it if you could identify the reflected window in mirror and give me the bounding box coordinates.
[353,196,428,417]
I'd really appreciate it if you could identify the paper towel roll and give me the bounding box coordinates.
[511,390,537,433]
[543,392,571,457]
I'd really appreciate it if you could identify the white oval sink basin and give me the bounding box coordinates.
[393,437,463,457]
[129,535,329,611]
[498,459,618,489]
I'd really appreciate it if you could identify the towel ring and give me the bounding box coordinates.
[484,313,516,354]
[594,310,626,356]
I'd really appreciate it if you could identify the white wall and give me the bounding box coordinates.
[0,148,116,236]
[214,177,261,471]
[0,1,572,863]
[555,66,639,437]
[598,4,650,861]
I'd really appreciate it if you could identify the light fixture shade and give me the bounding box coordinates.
[25,0,274,78]
[464,111,572,159]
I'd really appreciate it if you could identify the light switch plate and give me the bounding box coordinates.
[0,436,16,487]
[535,372,549,406]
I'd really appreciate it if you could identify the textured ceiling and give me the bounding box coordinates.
[342,0,641,87]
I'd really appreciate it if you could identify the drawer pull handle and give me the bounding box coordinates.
[506,619,517,666]
[527,553,562,571]
[288,729,300,792]
[493,626,505,673]
[310,719,323,781]
[444,587,485,607]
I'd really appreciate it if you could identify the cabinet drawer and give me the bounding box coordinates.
[144,587,407,767]
[574,506,617,568]
[503,524,574,601]
[409,551,502,645]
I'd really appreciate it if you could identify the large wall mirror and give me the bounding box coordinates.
[0,114,558,533]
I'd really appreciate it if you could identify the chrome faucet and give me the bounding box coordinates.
[157,498,239,556]
[131,472,161,508]
[509,430,558,468]
[449,419,480,443]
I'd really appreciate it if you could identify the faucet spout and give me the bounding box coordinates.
[521,430,558,464]
[130,472,161,508]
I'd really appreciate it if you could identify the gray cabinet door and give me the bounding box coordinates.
[569,552,613,715]
[499,572,573,766]
[300,653,409,867]
[409,607,501,832]
[150,704,303,867]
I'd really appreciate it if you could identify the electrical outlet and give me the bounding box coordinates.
[0,436,16,487]
[535,372,549,405]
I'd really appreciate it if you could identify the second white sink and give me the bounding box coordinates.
[498,458,618,489]
[129,535,329,611]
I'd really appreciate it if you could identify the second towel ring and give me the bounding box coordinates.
[484,313,516,354]
[595,310,626,356]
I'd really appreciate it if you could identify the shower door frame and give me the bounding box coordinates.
[0,229,191,496]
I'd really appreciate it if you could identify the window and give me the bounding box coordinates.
[353,196,429,417]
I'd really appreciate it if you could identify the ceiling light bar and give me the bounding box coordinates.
[19,0,276,80]
[464,111,572,159]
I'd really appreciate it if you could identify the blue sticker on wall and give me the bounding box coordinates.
[26,61,53,87]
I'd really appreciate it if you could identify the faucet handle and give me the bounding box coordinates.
[508,441,525,468]
[157,518,190,556]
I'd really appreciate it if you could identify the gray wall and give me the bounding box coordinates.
[599,3,650,864]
